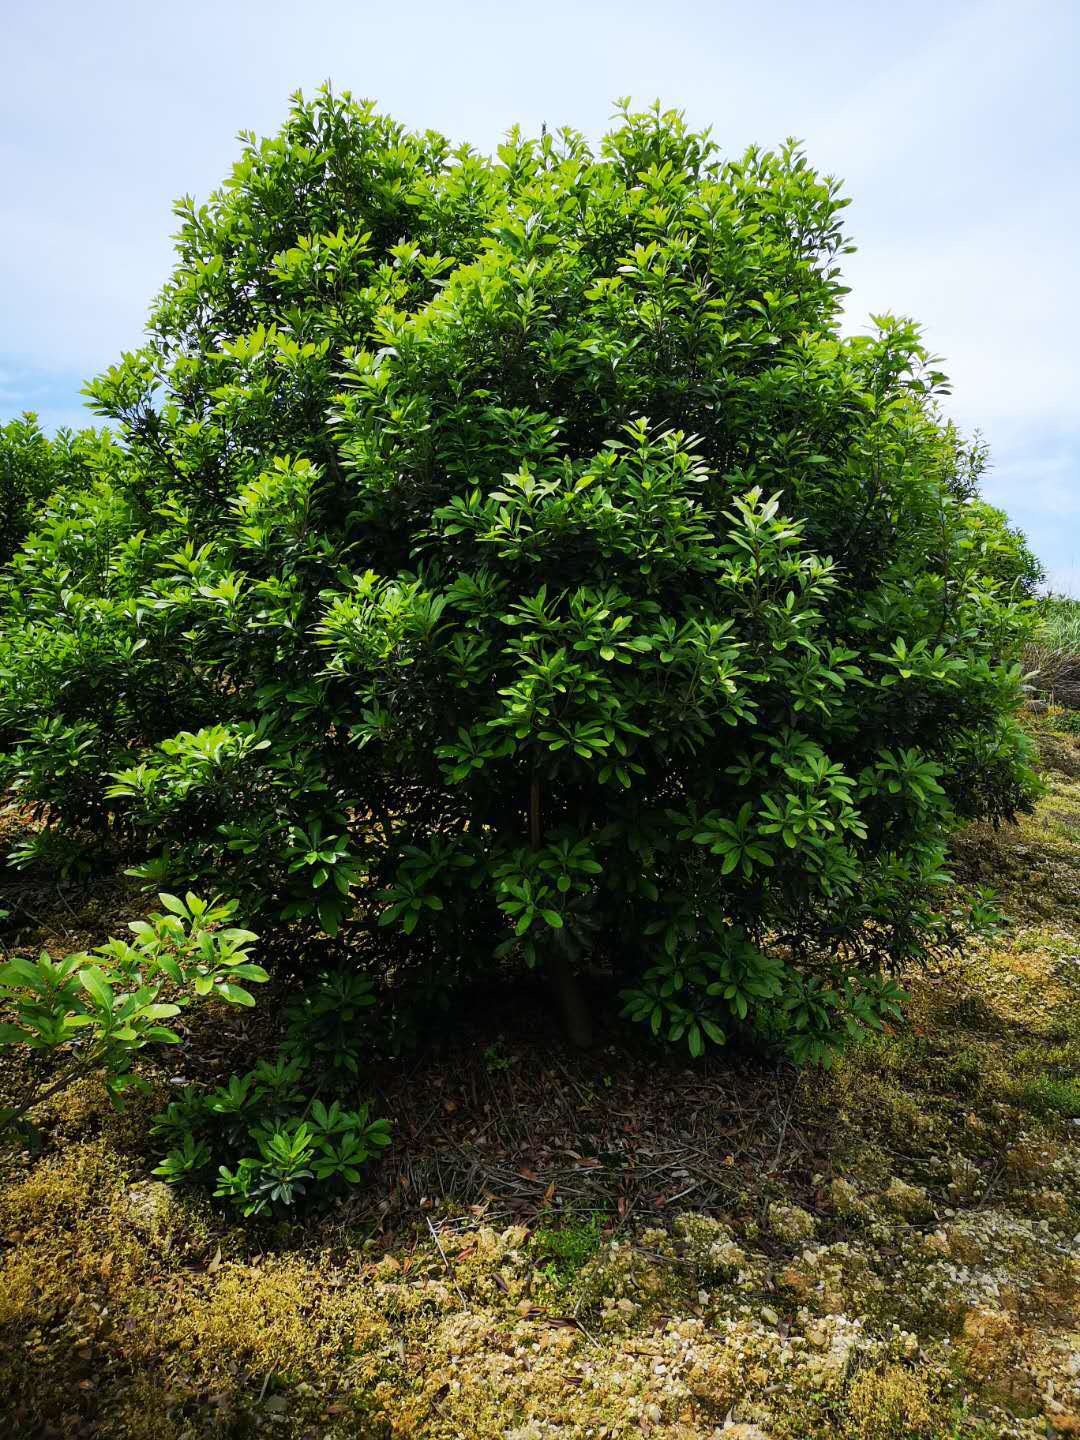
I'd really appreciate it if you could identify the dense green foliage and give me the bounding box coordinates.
[0,91,1041,1061]
[0,414,113,566]
[963,497,1044,599]
[151,1041,391,1218]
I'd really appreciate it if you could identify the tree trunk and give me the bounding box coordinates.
[530,773,593,1048]
[549,947,594,1049]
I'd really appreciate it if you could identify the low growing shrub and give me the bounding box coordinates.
[151,1054,390,1216]
[0,893,266,1132]
[281,969,376,1079]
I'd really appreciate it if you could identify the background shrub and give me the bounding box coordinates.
[0,90,1042,1061]
[1,416,71,564]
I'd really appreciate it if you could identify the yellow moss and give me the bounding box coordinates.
[820,1054,930,1148]
[1006,1135,1065,1179]
[0,1137,122,1234]
[957,1306,1036,1407]
[0,1251,39,1329]
[1030,1257,1080,1325]
[674,1213,746,1273]
[845,1363,937,1439]
[686,1346,744,1411]
[163,1257,361,1379]
[97,1376,185,1440]
[33,1071,165,1152]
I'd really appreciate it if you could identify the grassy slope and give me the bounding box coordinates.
[1,722,1079,1439]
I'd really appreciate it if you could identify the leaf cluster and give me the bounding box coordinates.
[0,894,266,1131]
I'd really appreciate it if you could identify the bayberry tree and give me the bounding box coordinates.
[0,91,1039,1059]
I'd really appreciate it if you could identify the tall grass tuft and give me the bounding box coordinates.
[1026,594,1080,709]
[1041,594,1080,653]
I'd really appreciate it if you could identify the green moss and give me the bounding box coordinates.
[530,1212,605,1290]
[1013,1074,1080,1117]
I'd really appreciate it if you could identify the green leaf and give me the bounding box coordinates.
[0,957,44,988]
[78,967,114,1011]
[215,982,256,1007]
[700,1018,725,1045]
[155,954,184,984]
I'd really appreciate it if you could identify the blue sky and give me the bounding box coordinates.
[2,0,1077,590]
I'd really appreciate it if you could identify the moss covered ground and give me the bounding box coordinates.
[1,719,1079,1438]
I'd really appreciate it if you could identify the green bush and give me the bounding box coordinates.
[0,91,1040,1062]
[151,1056,391,1217]
[0,413,126,566]
[151,966,392,1216]
[280,968,377,1080]
[0,893,267,1132]
[1,416,71,563]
